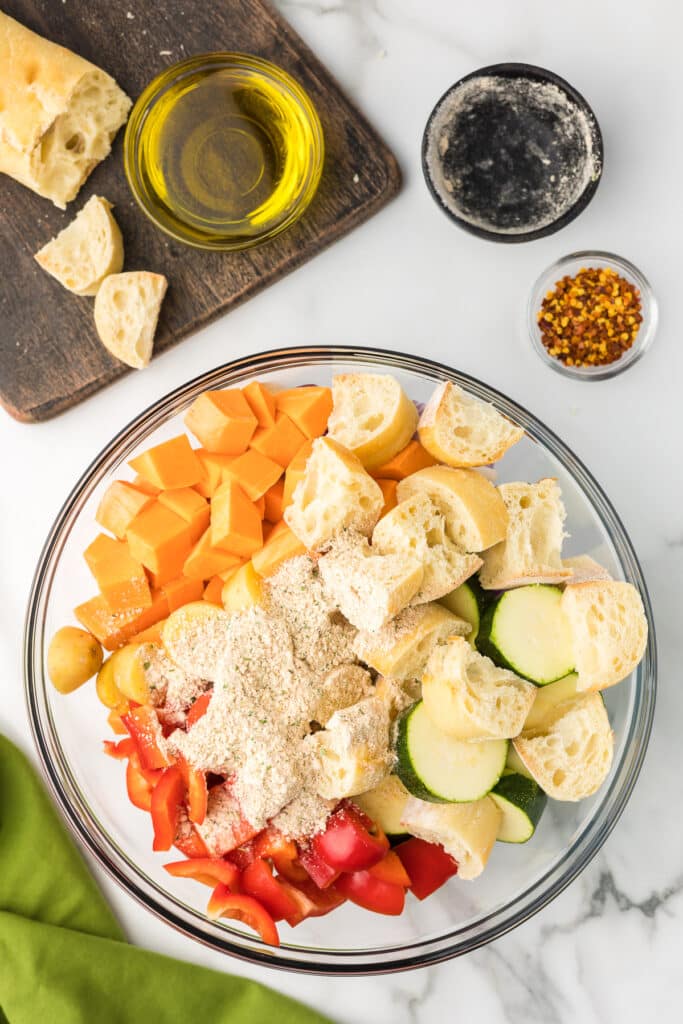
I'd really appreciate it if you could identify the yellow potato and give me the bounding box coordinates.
[111,643,152,704]
[95,657,124,709]
[47,626,103,694]
[162,601,230,678]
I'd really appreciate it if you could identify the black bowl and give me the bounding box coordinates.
[422,62,604,243]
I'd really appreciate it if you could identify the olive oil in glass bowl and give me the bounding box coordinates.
[124,54,324,250]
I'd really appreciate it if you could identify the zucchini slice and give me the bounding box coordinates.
[439,578,487,644]
[476,585,574,684]
[504,744,535,781]
[490,773,547,843]
[395,701,507,803]
[353,775,410,836]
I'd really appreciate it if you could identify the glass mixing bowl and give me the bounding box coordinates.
[25,346,656,974]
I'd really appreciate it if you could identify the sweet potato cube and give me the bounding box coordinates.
[184,390,257,454]
[242,381,277,428]
[162,576,205,612]
[132,476,162,496]
[211,480,263,557]
[129,435,204,489]
[75,589,169,651]
[275,386,332,439]
[250,412,306,468]
[223,448,282,501]
[129,618,168,644]
[252,522,306,577]
[84,533,152,612]
[370,440,437,481]
[96,481,154,539]
[158,488,210,542]
[263,479,285,523]
[183,529,244,580]
[221,561,262,613]
[193,449,236,499]
[282,440,314,509]
[202,575,225,605]
[376,478,398,517]
[126,502,194,579]
[254,494,266,518]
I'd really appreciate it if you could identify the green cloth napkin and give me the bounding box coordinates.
[0,735,332,1024]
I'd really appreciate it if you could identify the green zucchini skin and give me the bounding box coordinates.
[490,773,547,843]
[439,577,490,643]
[475,585,575,685]
[395,703,446,803]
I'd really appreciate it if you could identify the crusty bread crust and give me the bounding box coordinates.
[0,12,131,207]
[94,271,167,369]
[327,373,418,469]
[561,580,648,691]
[562,554,612,585]
[400,795,502,879]
[397,465,508,552]
[418,382,524,468]
[353,602,468,679]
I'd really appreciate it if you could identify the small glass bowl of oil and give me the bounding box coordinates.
[124,53,324,251]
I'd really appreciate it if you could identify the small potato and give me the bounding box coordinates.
[48,626,103,694]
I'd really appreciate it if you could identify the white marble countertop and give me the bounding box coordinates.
[1,1,680,1019]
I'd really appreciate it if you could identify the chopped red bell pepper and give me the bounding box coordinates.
[278,877,347,922]
[251,829,309,883]
[151,765,186,851]
[226,840,258,872]
[103,737,135,760]
[164,857,240,889]
[311,802,389,873]
[207,885,280,947]
[174,822,210,859]
[395,838,458,900]
[334,870,406,916]
[241,858,301,923]
[297,844,341,889]
[176,754,208,825]
[125,751,159,812]
[122,705,173,771]
[367,850,412,888]
[186,690,212,728]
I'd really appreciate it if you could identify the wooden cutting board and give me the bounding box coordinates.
[0,1,400,422]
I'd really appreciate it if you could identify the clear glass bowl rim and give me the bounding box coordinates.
[123,52,325,252]
[527,250,658,380]
[24,345,657,975]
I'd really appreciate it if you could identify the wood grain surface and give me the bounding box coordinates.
[0,0,400,422]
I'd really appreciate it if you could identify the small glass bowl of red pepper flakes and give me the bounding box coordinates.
[527,251,657,380]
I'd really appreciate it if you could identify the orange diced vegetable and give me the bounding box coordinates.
[129,435,204,490]
[282,440,313,509]
[129,618,168,644]
[96,481,154,539]
[202,575,225,605]
[242,381,277,428]
[254,494,266,518]
[107,708,129,735]
[126,502,194,579]
[183,528,244,580]
[211,480,263,557]
[184,390,257,454]
[221,561,262,612]
[193,449,236,499]
[263,479,284,523]
[249,412,306,468]
[162,576,205,612]
[376,478,398,517]
[262,520,276,542]
[370,440,437,481]
[75,589,169,651]
[252,522,306,577]
[223,448,282,501]
[84,533,152,612]
[158,487,210,541]
[275,386,332,439]
[133,476,162,496]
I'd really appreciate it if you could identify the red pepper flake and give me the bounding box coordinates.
[537,266,643,367]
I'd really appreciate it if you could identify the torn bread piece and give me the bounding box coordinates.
[513,692,614,801]
[0,12,131,207]
[34,195,123,295]
[373,493,482,604]
[353,602,468,680]
[312,665,374,727]
[307,695,394,799]
[318,530,423,632]
[561,580,648,692]
[284,437,384,551]
[562,554,612,585]
[400,795,501,879]
[397,465,508,551]
[326,373,418,469]
[94,271,168,369]
[421,636,537,741]
[418,381,524,467]
[479,479,572,589]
